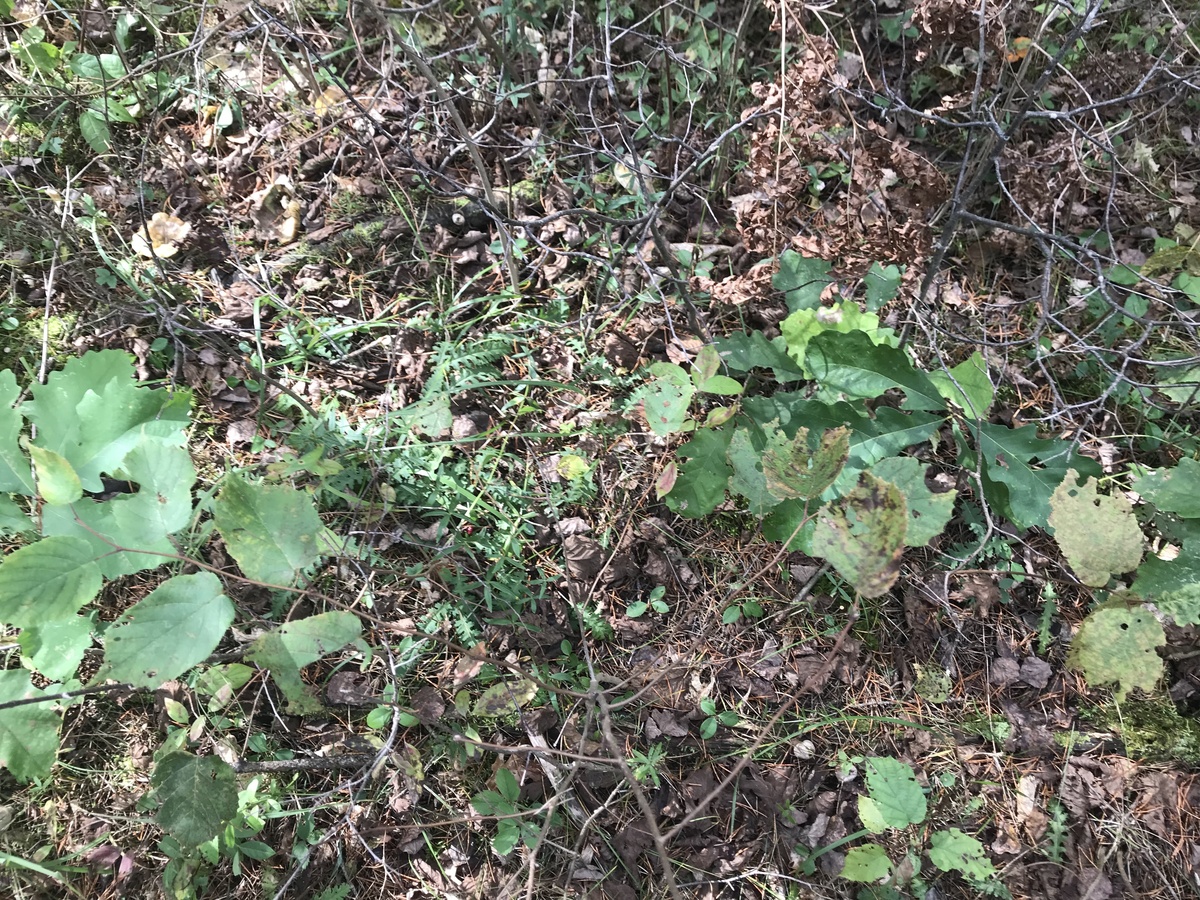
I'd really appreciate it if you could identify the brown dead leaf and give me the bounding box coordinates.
[132,212,191,259]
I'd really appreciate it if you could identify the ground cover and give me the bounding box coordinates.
[1,1,1200,898]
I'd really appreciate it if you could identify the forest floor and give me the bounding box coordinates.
[2,1,1200,899]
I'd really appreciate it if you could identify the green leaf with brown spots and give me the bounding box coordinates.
[811,473,907,598]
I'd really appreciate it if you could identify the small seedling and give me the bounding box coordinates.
[627,585,669,618]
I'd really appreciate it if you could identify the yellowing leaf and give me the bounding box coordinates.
[1068,599,1163,701]
[1049,470,1144,587]
[812,472,907,598]
[131,212,192,259]
[474,679,537,717]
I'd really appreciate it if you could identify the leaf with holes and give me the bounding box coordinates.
[1068,599,1164,701]
[1049,470,1144,587]
[870,457,956,547]
[812,473,907,598]
[640,363,695,435]
[1134,458,1200,518]
[841,844,892,882]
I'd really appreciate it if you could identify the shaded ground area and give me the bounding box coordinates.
[2,1,1200,898]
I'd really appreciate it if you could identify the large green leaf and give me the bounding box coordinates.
[94,573,233,690]
[975,423,1101,530]
[23,351,191,493]
[639,362,696,435]
[664,427,733,518]
[246,611,362,714]
[0,536,102,628]
[780,302,897,373]
[870,456,956,547]
[928,828,999,882]
[214,475,323,585]
[1134,458,1200,518]
[1068,599,1164,701]
[715,331,805,382]
[0,671,61,782]
[774,249,833,311]
[42,441,195,578]
[152,753,238,847]
[0,369,33,495]
[806,331,945,411]
[1049,470,1144,587]
[857,756,927,832]
[812,473,907,598]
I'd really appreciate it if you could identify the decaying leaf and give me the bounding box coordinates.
[249,176,301,244]
[1049,469,1144,587]
[762,425,849,502]
[473,679,537,717]
[131,212,192,259]
[811,472,907,598]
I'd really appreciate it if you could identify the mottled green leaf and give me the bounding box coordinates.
[727,427,777,516]
[869,457,956,547]
[152,753,238,847]
[812,473,907,598]
[1068,599,1164,701]
[928,828,998,882]
[762,426,849,501]
[214,474,322,585]
[1049,470,1144,587]
[474,679,538,717]
[639,362,695,435]
[0,671,61,782]
[780,302,897,373]
[28,445,82,505]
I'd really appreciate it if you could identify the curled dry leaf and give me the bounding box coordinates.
[131,212,192,259]
[249,176,301,244]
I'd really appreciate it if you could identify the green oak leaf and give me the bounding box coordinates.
[1134,457,1200,518]
[664,427,733,518]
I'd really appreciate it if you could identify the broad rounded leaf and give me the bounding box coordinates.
[0,670,61,782]
[152,753,238,847]
[928,828,998,881]
[1049,470,1144,587]
[214,474,323,585]
[841,843,892,882]
[0,536,102,628]
[1068,599,1164,701]
[640,363,695,436]
[773,250,833,311]
[857,756,926,832]
[928,351,993,418]
[94,573,234,689]
[18,616,93,682]
[812,473,907,598]
[474,679,537,717]
[664,427,733,518]
[762,425,849,502]
[727,427,776,516]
